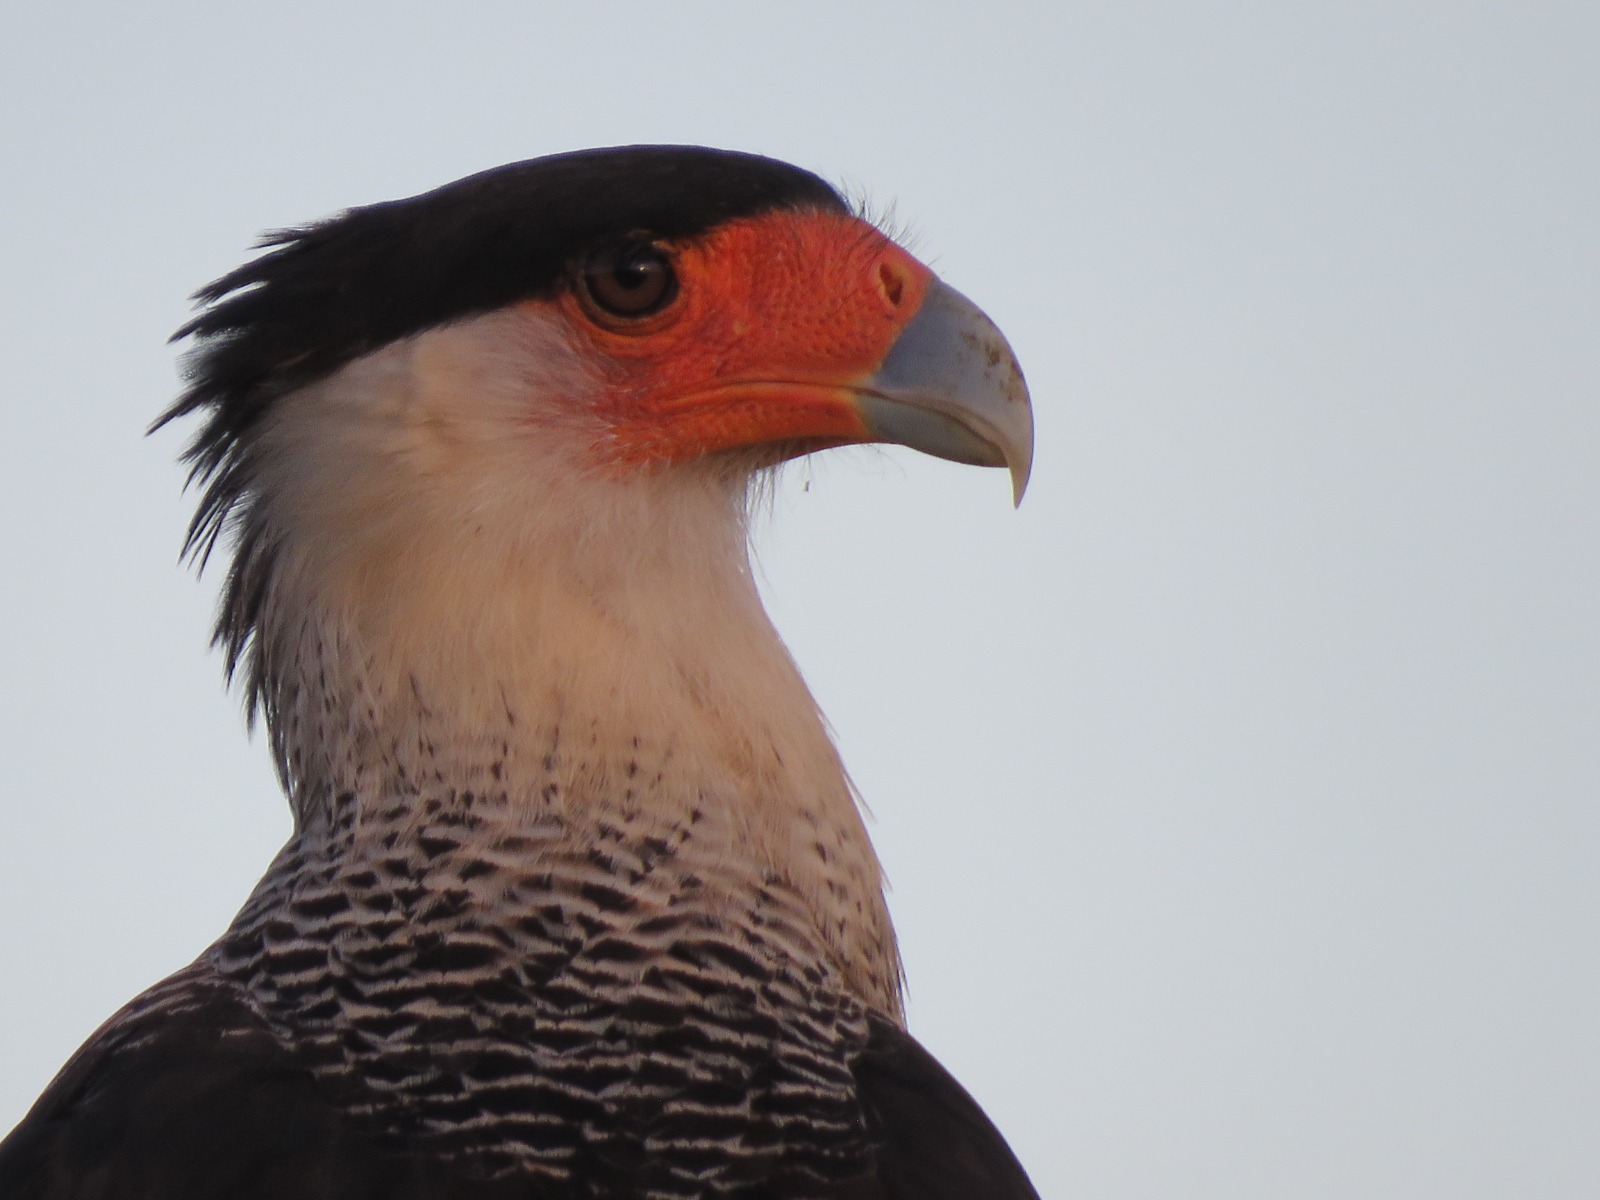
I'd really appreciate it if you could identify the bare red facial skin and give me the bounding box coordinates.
[547,209,934,469]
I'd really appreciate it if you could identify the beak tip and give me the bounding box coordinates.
[1011,464,1030,507]
[1003,385,1034,507]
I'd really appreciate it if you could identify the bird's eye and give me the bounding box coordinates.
[580,240,677,320]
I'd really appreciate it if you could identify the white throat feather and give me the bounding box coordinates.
[223,305,902,1014]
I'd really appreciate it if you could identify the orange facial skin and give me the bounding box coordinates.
[550,210,934,469]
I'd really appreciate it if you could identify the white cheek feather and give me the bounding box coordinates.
[239,304,901,1013]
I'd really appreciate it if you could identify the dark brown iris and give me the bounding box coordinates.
[580,240,677,318]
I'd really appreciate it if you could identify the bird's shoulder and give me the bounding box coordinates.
[0,964,1037,1200]
[0,961,518,1200]
[850,1015,1040,1200]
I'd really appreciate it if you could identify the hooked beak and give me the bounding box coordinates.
[853,279,1034,505]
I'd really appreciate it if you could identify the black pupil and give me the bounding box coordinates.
[613,249,654,291]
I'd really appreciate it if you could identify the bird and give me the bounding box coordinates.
[0,145,1037,1199]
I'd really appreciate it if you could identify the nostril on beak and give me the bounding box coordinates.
[877,260,906,309]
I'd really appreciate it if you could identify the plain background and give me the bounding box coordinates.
[2,4,1596,1197]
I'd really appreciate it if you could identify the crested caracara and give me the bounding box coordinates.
[0,145,1037,1200]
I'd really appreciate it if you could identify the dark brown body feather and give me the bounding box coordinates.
[0,966,1036,1199]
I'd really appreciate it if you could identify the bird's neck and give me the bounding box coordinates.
[243,485,902,1016]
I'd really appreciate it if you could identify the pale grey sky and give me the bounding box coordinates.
[2,4,1596,1197]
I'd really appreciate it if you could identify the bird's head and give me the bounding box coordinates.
[157,146,1031,809]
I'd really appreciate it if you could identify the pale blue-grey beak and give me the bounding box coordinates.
[855,280,1034,505]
